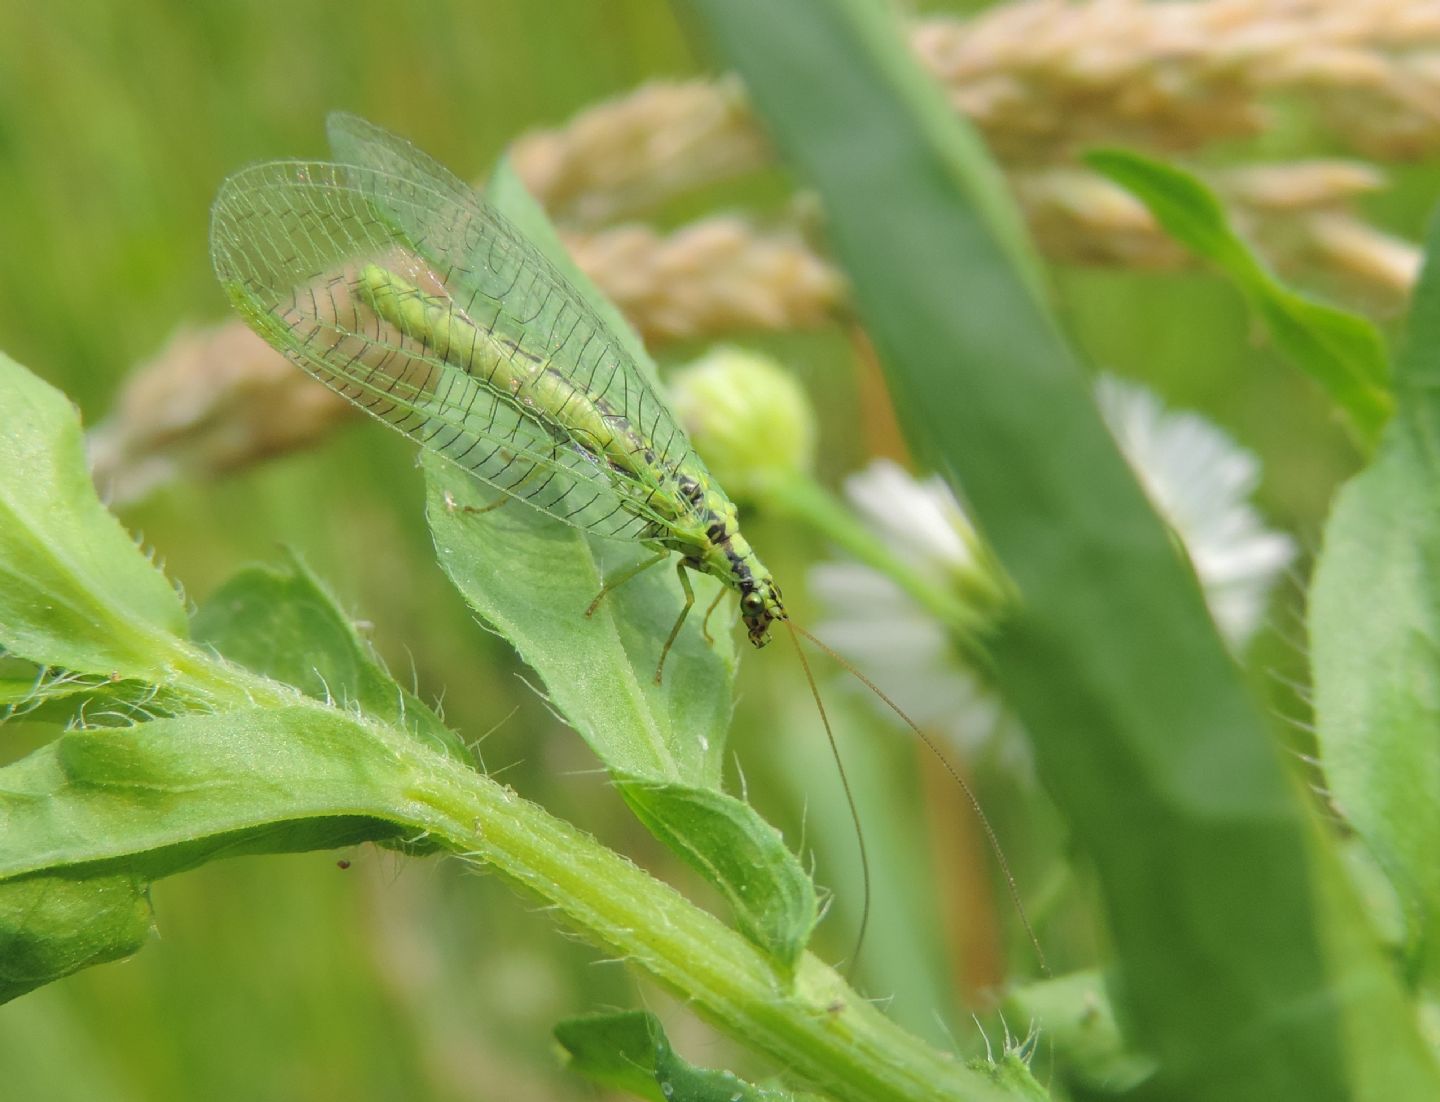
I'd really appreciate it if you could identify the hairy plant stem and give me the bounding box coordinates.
[170,641,1032,1102]
[404,748,1026,1102]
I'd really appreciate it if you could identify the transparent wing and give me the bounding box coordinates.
[325,114,686,438]
[327,112,468,203]
[210,160,684,540]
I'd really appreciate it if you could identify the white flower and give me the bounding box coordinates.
[809,459,1028,765]
[811,376,1294,763]
[840,458,975,579]
[1094,376,1295,647]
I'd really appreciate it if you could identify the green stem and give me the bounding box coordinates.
[399,744,1029,1102]
[168,644,1035,1101]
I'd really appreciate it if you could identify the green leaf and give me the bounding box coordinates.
[0,706,412,884]
[685,1,1440,1098]
[324,118,813,970]
[1087,149,1392,448]
[0,351,1023,1092]
[465,159,736,783]
[416,161,817,967]
[426,459,731,785]
[0,872,152,1003]
[554,1010,795,1102]
[191,551,470,762]
[1311,214,1440,987]
[472,163,737,775]
[426,463,816,964]
[614,777,816,970]
[0,352,188,679]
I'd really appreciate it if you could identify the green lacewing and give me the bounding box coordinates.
[210,114,783,681]
[210,116,1046,968]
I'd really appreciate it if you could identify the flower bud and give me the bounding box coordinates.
[668,346,815,502]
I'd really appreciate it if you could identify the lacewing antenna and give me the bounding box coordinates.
[783,618,871,973]
[792,621,1049,977]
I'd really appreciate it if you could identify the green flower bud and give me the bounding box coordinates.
[667,346,816,503]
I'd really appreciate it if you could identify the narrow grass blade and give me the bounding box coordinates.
[1089,149,1392,450]
[682,0,1440,1097]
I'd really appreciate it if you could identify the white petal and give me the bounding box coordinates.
[1096,374,1295,647]
[843,458,974,570]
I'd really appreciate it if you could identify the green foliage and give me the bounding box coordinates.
[0,873,152,1003]
[5,0,1440,1096]
[427,457,817,966]
[1310,214,1440,988]
[0,351,188,682]
[214,112,821,966]
[425,458,730,783]
[1088,149,1393,449]
[421,157,818,968]
[191,552,470,762]
[683,0,1440,1098]
[613,777,818,963]
[555,1010,795,1101]
[0,356,414,999]
[1,707,413,887]
[0,353,1023,1102]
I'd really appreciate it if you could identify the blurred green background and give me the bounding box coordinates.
[2,2,1435,1099]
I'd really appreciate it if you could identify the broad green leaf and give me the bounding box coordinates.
[192,552,469,762]
[327,122,736,781]
[1087,149,1392,448]
[0,872,152,1003]
[0,706,411,884]
[426,462,816,964]
[470,161,734,780]
[554,1010,795,1102]
[0,352,188,679]
[614,777,816,970]
[425,458,730,785]
[685,1,1440,1097]
[414,159,818,966]
[1311,214,1440,986]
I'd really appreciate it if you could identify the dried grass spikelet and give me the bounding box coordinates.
[88,322,355,507]
[101,0,1440,501]
[1296,212,1422,304]
[91,217,842,504]
[510,76,768,226]
[913,2,1261,162]
[1013,158,1403,290]
[92,153,1407,505]
[507,1,1440,220]
[1016,167,1187,268]
[1208,160,1387,212]
[914,0,1440,164]
[565,217,844,343]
